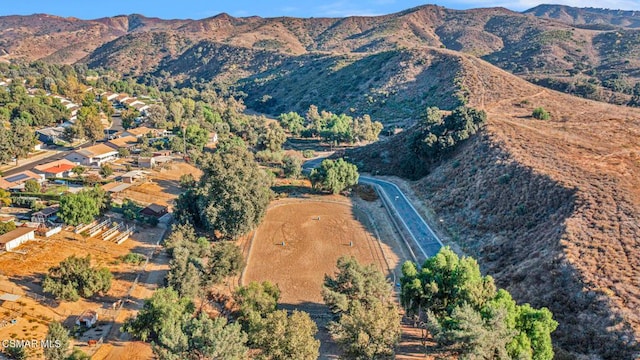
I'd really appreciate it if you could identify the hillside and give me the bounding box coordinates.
[525,5,640,29]
[348,50,640,358]
[2,6,640,106]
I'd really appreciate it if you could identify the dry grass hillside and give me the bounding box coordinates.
[3,5,640,104]
[350,50,640,358]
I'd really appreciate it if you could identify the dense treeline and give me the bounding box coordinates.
[401,248,558,359]
[278,105,383,144]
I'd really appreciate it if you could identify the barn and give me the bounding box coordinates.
[0,227,36,252]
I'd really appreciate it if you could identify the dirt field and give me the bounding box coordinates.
[114,161,202,208]
[242,199,391,306]
[0,223,167,359]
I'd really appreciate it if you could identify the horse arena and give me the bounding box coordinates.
[242,200,392,306]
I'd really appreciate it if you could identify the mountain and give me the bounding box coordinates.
[1,5,640,358]
[347,49,640,358]
[525,4,640,29]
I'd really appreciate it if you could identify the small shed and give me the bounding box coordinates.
[76,310,98,328]
[0,227,36,251]
[121,170,147,184]
[140,204,168,219]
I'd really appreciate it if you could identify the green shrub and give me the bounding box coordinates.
[302,149,316,158]
[532,107,551,120]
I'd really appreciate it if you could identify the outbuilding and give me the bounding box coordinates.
[0,227,36,252]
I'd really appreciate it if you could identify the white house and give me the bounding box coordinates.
[65,144,118,166]
[0,227,36,252]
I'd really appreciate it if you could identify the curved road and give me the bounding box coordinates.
[359,176,443,259]
[302,157,443,259]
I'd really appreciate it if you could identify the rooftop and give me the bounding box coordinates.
[76,144,118,158]
[0,227,36,247]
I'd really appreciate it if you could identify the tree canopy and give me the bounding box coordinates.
[310,158,359,194]
[323,256,400,359]
[175,146,271,239]
[400,247,558,360]
[59,188,107,226]
[42,255,112,301]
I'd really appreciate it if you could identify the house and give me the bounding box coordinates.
[106,136,139,151]
[121,170,147,184]
[140,203,168,219]
[101,92,118,101]
[31,205,60,223]
[116,94,131,103]
[76,310,98,328]
[0,178,13,190]
[34,159,77,178]
[122,126,156,139]
[65,144,118,166]
[153,150,172,157]
[137,157,156,169]
[0,171,45,190]
[36,127,66,145]
[132,103,150,113]
[0,227,36,251]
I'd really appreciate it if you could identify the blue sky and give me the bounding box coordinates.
[1,1,639,19]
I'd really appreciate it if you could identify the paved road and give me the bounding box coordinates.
[359,176,443,259]
[2,142,91,177]
[302,157,443,259]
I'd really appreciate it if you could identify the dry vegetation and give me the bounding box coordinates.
[353,53,640,358]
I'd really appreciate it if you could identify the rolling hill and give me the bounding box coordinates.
[1,4,640,358]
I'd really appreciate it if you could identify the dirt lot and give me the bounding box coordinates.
[113,161,201,208]
[0,223,167,359]
[242,195,434,358]
[242,199,391,305]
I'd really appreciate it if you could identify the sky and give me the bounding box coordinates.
[0,0,639,20]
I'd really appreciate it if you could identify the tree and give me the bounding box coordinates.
[323,256,400,359]
[532,107,550,120]
[0,188,12,207]
[329,298,400,360]
[99,164,114,178]
[121,109,139,130]
[323,256,392,314]
[309,158,359,194]
[59,189,105,226]
[179,173,195,188]
[260,122,287,152]
[154,312,248,360]
[0,126,13,164]
[124,289,248,360]
[10,119,36,164]
[77,106,104,143]
[282,155,302,179]
[146,104,168,129]
[44,321,70,360]
[118,147,131,158]
[400,248,558,360]
[0,221,16,236]
[3,345,26,360]
[250,310,320,360]
[71,166,86,177]
[412,106,486,162]
[234,281,281,322]
[42,255,112,301]
[278,112,305,136]
[175,146,271,239]
[207,241,245,284]
[24,179,41,193]
[123,287,194,342]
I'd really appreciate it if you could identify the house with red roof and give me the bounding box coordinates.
[34,159,77,178]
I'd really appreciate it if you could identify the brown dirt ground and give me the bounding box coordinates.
[0,224,166,359]
[242,195,448,359]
